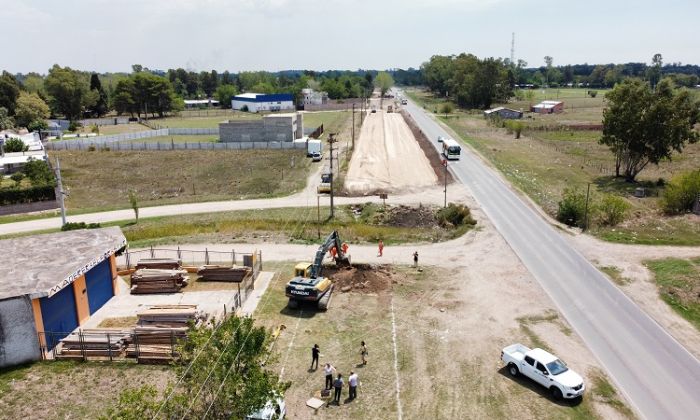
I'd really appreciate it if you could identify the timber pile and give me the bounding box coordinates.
[125,305,200,362]
[197,265,252,282]
[57,329,130,358]
[135,258,182,270]
[130,269,188,294]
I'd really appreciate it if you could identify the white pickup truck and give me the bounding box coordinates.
[501,343,585,399]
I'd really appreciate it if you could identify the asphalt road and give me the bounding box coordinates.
[400,92,700,419]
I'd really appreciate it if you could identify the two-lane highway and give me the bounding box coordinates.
[401,93,700,419]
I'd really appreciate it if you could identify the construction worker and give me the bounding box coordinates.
[329,246,337,259]
[311,344,320,370]
[341,242,349,255]
[413,251,419,268]
[378,239,384,257]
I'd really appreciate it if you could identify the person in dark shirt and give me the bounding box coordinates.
[333,373,344,404]
[311,344,320,370]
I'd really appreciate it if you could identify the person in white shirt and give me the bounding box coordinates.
[348,371,359,400]
[324,363,336,390]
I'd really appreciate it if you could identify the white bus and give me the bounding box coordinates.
[442,138,461,160]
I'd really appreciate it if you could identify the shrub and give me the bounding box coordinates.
[0,184,56,205]
[661,170,700,214]
[67,121,81,132]
[439,103,454,116]
[61,222,102,231]
[4,137,28,152]
[557,187,589,228]
[504,120,524,139]
[10,172,25,186]
[436,203,476,228]
[588,90,598,98]
[22,158,55,185]
[596,194,630,226]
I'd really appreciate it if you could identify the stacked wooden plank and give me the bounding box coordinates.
[56,329,130,359]
[197,265,252,282]
[130,269,188,294]
[125,305,200,363]
[135,258,182,270]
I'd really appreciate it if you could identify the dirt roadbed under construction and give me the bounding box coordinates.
[344,98,438,195]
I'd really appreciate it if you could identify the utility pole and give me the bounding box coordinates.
[352,103,355,149]
[583,182,591,232]
[443,159,448,208]
[329,133,335,218]
[55,157,67,226]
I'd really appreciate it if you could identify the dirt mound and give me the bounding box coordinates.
[378,205,438,228]
[323,264,398,294]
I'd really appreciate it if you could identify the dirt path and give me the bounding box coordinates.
[344,97,437,195]
[568,233,700,359]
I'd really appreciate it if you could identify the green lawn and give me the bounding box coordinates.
[124,135,219,144]
[645,258,700,330]
[150,113,260,128]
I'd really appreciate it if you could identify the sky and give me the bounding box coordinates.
[2,0,699,74]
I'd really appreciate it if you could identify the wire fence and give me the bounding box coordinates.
[46,138,308,151]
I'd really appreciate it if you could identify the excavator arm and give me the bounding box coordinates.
[309,230,349,278]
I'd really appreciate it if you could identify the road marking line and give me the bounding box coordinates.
[390,297,403,420]
[279,309,302,380]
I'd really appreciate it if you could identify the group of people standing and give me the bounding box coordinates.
[311,341,368,405]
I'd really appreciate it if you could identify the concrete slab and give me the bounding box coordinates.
[240,271,274,316]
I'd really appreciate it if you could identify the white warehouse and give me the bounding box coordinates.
[232,93,295,113]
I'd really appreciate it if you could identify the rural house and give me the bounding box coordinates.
[0,227,126,368]
[483,107,523,119]
[531,100,564,114]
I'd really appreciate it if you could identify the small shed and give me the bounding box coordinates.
[483,107,523,119]
[531,100,564,114]
[0,227,126,367]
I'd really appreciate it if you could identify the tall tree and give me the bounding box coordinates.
[374,71,394,97]
[0,71,20,115]
[106,316,286,419]
[0,107,14,130]
[647,53,663,90]
[89,73,109,117]
[600,79,699,181]
[215,84,238,109]
[44,65,89,121]
[14,91,50,130]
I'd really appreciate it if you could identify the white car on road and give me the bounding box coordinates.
[501,343,585,399]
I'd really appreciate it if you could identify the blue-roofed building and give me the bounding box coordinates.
[232,93,295,113]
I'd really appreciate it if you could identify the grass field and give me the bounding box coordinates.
[151,113,260,128]
[48,149,311,212]
[113,203,474,248]
[302,111,353,136]
[73,122,150,136]
[406,88,700,246]
[0,361,172,419]
[645,258,700,330]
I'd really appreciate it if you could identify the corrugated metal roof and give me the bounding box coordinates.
[0,227,126,300]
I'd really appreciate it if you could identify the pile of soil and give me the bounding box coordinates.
[401,110,455,184]
[376,204,439,228]
[323,264,399,294]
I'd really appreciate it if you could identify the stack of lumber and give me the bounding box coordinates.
[135,258,182,270]
[125,305,200,362]
[56,329,129,358]
[130,269,188,294]
[197,265,252,282]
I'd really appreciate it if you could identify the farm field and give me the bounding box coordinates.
[405,88,700,246]
[47,149,311,212]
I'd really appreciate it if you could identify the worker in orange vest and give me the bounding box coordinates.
[341,242,349,255]
[330,246,337,259]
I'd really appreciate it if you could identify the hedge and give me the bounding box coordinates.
[0,185,56,205]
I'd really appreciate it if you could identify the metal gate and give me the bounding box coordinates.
[85,259,114,314]
[40,285,79,350]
